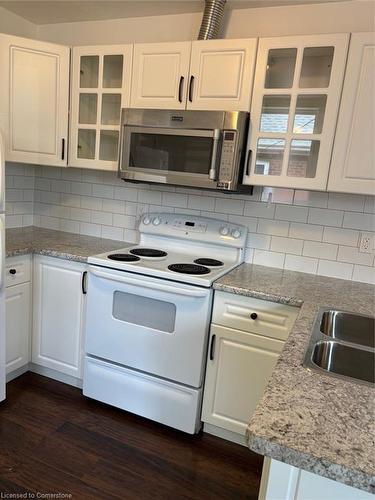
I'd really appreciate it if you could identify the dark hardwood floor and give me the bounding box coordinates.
[0,373,263,499]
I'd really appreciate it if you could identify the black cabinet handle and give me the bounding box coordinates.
[188,75,195,102]
[61,138,65,161]
[82,271,87,294]
[250,312,258,320]
[9,269,16,275]
[245,150,252,176]
[209,334,216,361]
[178,76,184,103]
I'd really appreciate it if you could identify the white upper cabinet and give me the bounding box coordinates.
[328,33,375,195]
[131,42,191,110]
[69,45,133,170]
[130,39,257,111]
[243,34,349,190]
[0,34,70,166]
[187,39,257,111]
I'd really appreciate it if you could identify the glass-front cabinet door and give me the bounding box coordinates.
[69,45,133,170]
[244,34,349,190]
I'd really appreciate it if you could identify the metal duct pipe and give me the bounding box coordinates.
[198,0,227,40]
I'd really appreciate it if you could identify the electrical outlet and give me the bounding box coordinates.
[359,232,374,254]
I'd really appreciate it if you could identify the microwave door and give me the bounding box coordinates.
[120,126,221,189]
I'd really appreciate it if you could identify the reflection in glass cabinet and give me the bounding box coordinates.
[71,45,132,169]
[255,139,285,176]
[287,139,320,178]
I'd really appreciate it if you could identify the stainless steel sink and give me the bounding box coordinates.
[304,308,375,386]
[312,340,374,384]
[320,310,374,348]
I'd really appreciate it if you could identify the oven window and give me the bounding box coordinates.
[129,132,213,175]
[112,291,176,333]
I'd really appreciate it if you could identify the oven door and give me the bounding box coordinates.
[119,126,222,189]
[85,266,213,388]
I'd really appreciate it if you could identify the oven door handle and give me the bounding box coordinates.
[209,129,221,181]
[89,267,210,298]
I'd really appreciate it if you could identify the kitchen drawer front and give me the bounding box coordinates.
[212,291,299,341]
[5,255,32,288]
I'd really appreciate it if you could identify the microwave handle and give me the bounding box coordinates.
[209,129,221,181]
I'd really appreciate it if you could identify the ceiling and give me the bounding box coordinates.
[0,0,349,25]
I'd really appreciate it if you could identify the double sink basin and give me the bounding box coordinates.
[304,308,374,386]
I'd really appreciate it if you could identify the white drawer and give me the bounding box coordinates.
[5,255,32,288]
[212,291,299,342]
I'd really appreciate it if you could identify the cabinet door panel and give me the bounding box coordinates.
[6,282,31,374]
[328,33,375,195]
[32,256,86,378]
[188,39,257,111]
[0,34,69,166]
[244,34,349,190]
[69,45,133,170]
[201,324,284,435]
[131,42,191,109]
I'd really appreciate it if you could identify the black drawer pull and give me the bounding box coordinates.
[250,312,258,320]
[9,269,16,275]
[178,75,184,103]
[209,334,216,361]
[188,75,195,102]
[82,271,87,294]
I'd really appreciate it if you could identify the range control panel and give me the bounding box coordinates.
[139,213,248,248]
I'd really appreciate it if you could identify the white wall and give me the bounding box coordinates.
[36,1,375,46]
[0,6,37,38]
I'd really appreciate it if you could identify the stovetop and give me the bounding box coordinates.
[88,213,248,287]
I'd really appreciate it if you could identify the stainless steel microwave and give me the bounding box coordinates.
[119,109,250,192]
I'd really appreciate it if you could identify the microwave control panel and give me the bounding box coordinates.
[218,130,237,187]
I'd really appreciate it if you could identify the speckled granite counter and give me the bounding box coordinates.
[214,264,375,493]
[6,226,129,262]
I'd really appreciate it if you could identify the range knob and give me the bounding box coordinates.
[153,216,161,226]
[143,215,151,225]
[231,228,241,239]
[220,226,230,236]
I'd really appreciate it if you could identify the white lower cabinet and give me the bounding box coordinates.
[32,255,86,379]
[202,291,298,441]
[260,458,374,500]
[5,255,32,376]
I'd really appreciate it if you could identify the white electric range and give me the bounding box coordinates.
[83,213,247,434]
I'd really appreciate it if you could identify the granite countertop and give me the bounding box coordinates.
[6,226,129,262]
[214,264,375,493]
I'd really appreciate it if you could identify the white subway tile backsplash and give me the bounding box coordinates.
[303,240,338,260]
[289,222,323,242]
[247,232,271,250]
[323,227,359,246]
[162,192,188,208]
[253,249,285,268]
[92,184,115,199]
[188,195,215,211]
[343,212,375,231]
[215,197,244,215]
[352,265,375,285]
[4,164,375,284]
[271,236,303,255]
[328,193,365,212]
[293,190,328,208]
[284,254,318,274]
[317,260,353,280]
[244,200,275,219]
[308,207,344,227]
[364,196,375,214]
[275,204,308,223]
[337,245,374,266]
[257,219,289,237]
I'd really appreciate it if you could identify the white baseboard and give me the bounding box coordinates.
[29,363,83,388]
[203,422,247,446]
[6,364,29,382]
